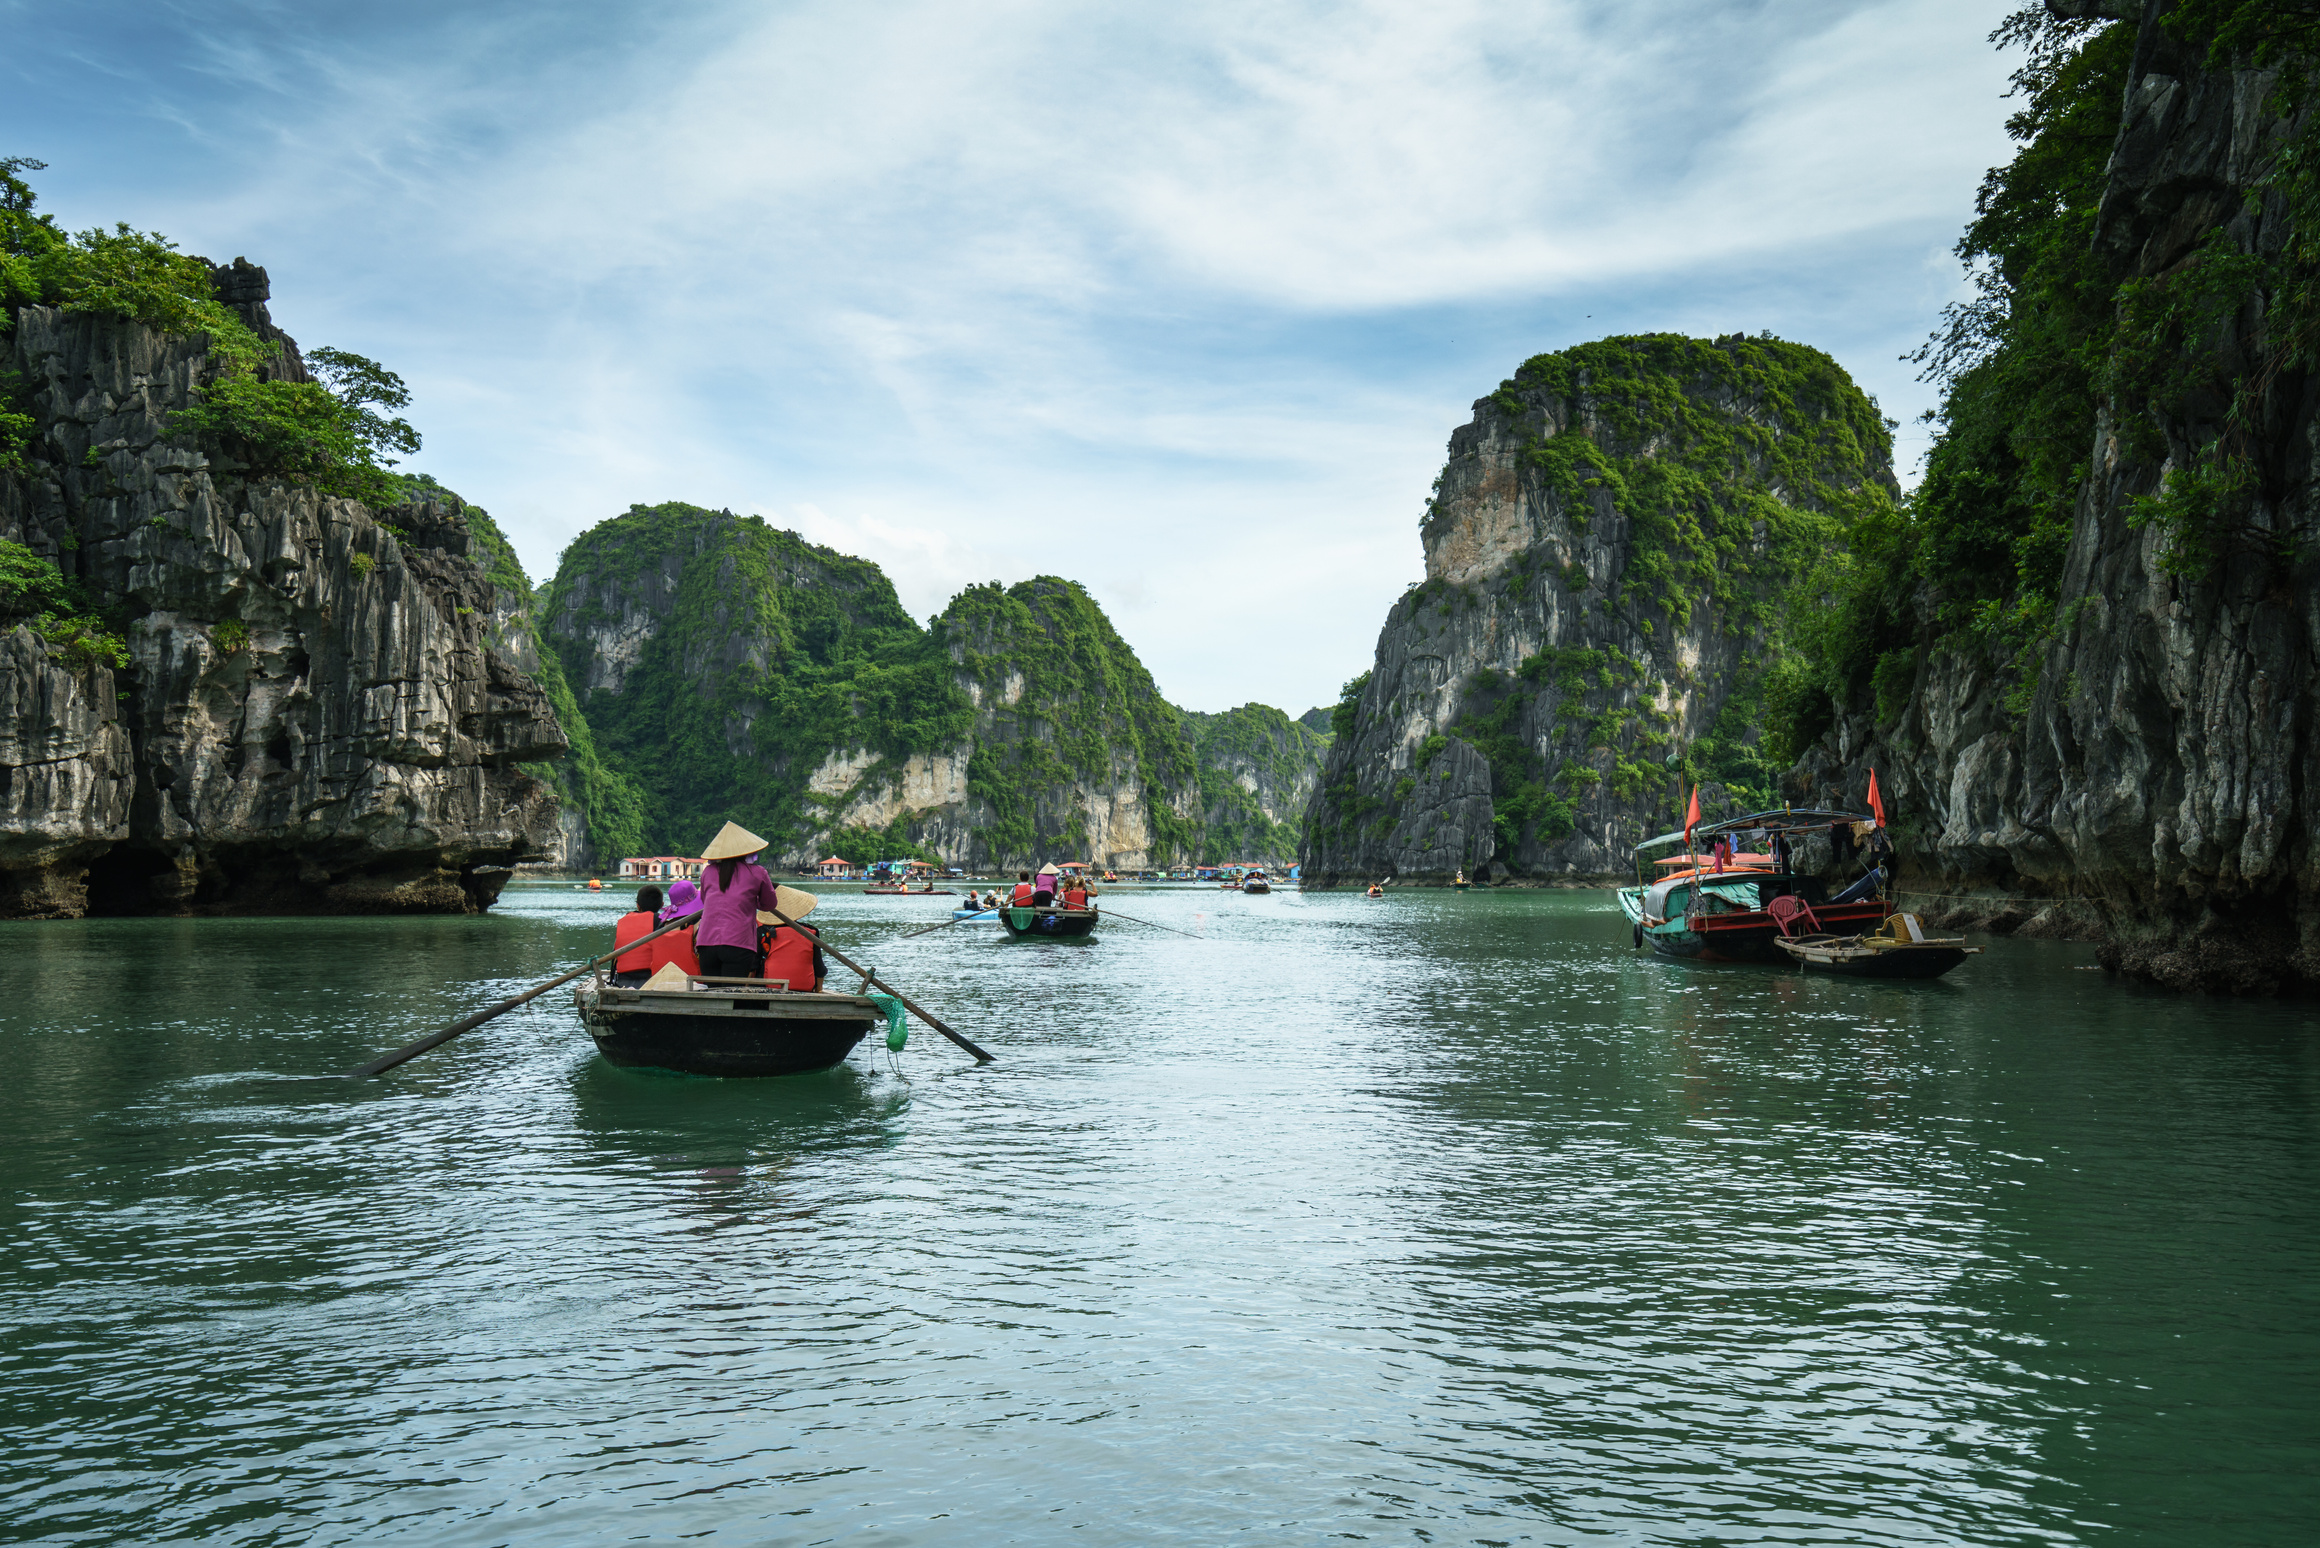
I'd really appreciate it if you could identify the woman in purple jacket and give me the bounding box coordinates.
[694,822,786,979]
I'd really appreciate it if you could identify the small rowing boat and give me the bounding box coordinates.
[574,974,879,1076]
[865,887,955,896]
[998,905,1100,938]
[1242,870,1271,894]
[1774,913,1978,979]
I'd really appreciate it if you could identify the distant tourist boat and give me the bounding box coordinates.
[998,905,1100,938]
[1617,807,1892,964]
[1774,914,1979,979]
[574,976,878,1076]
[1452,871,1470,890]
[865,885,955,896]
[1242,870,1271,894]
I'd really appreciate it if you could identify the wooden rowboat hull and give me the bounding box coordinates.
[576,985,877,1076]
[999,907,1100,937]
[1775,939,1974,979]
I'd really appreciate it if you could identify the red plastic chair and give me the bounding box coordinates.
[1766,894,1822,937]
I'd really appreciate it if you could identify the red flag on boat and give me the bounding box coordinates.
[1867,768,1886,828]
[1684,783,1701,841]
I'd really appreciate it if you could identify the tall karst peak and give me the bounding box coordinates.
[1304,332,1898,886]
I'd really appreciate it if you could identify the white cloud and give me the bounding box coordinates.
[7,0,2023,711]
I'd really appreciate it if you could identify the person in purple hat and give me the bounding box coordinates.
[660,877,702,924]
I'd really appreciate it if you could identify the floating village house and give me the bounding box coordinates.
[618,856,707,882]
[816,856,854,879]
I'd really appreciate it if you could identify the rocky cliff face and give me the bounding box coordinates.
[1303,335,1897,888]
[0,287,565,916]
[539,506,1213,869]
[941,578,1203,870]
[1180,703,1327,865]
[1800,2,2320,992]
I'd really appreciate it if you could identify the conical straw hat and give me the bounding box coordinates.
[755,884,818,922]
[643,961,693,992]
[702,821,769,861]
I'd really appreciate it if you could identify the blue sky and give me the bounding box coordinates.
[5,0,2021,714]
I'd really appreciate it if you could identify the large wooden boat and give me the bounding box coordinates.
[574,975,878,1076]
[1616,807,1893,964]
[998,904,1100,938]
[1775,913,1979,979]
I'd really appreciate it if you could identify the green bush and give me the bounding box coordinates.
[1331,671,1370,739]
[214,619,250,653]
[0,539,126,668]
[5,158,419,506]
[4,157,270,372]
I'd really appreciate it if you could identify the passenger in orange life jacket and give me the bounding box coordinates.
[1009,871,1035,906]
[1063,882,1090,909]
[756,902,825,992]
[611,885,664,986]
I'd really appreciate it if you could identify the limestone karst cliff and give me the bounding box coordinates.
[1788,1,2320,993]
[1180,703,1328,866]
[0,284,565,916]
[539,504,1234,869]
[1302,334,1898,887]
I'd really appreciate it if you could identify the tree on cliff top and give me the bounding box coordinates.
[2,156,420,507]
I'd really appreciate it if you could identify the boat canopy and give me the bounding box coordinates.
[1634,807,1871,853]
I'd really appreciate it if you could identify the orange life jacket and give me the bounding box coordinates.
[1010,882,1034,905]
[647,923,700,978]
[1063,888,1088,909]
[760,922,820,992]
[613,910,657,972]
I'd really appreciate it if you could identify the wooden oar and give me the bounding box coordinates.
[348,911,702,1078]
[766,907,994,1063]
[1090,907,1205,940]
[895,909,984,940]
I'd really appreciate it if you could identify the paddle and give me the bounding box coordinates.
[1091,907,1206,940]
[765,906,995,1064]
[895,912,977,940]
[348,911,703,1078]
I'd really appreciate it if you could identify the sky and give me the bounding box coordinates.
[3,0,2024,714]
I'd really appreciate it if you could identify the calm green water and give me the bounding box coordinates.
[2,882,2314,1545]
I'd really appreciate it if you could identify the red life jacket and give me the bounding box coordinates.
[613,910,657,972]
[647,923,700,978]
[760,922,820,992]
[1063,888,1088,909]
[1010,882,1034,905]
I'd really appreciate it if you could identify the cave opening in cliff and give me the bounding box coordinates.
[83,845,181,916]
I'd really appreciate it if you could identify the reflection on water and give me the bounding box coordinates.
[2,882,2315,1545]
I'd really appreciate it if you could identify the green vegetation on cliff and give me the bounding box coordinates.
[1769,11,2132,750]
[1776,4,2320,744]
[1482,333,1895,633]
[945,578,1199,863]
[2,158,417,504]
[547,502,971,858]
[1180,703,1326,864]
[452,497,648,862]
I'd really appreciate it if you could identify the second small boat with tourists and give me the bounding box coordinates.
[998,904,1100,938]
[1242,869,1272,894]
